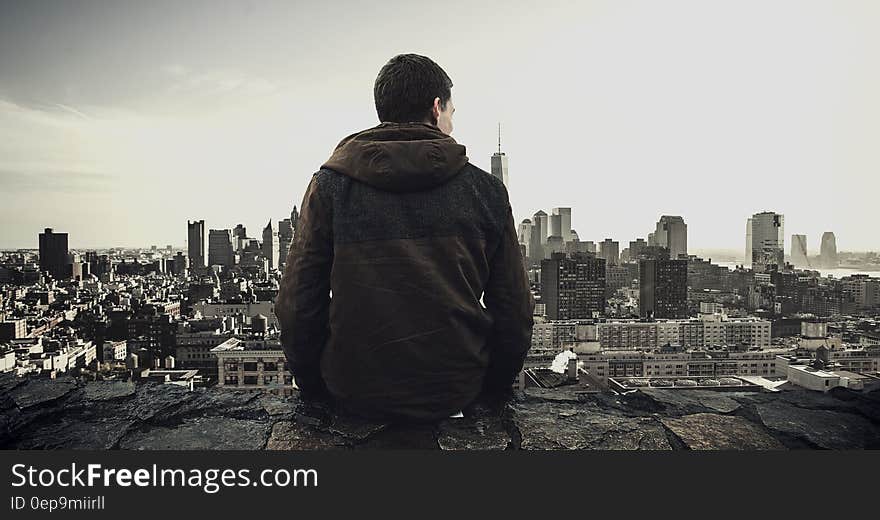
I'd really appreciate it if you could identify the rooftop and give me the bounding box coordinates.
[1,374,878,450]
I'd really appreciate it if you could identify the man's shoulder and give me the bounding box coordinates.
[458,162,508,196]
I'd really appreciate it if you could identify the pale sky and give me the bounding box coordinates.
[1,0,878,254]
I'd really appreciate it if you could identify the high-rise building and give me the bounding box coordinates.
[187,220,206,270]
[208,229,235,267]
[490,123,509,187]
[628,239,647,261]
[549,213,562,239]
[546,236,566,258]
[541,252,606,319]
[746,212,784,271]
[599,239,619,266]
[551,208,572,242]
[38,228,69,280]
[791,234,809,268]
[530,210,548,262]
[533,211,549,245]
[278,219,294,268]
[233,224,247,252]
[639,258,688,319]
[820,232,838,269]
[171,252,189,276]
[653,216,688,259]
[262,220,280,270]
[290,206,300,234]
[518,219,533,260]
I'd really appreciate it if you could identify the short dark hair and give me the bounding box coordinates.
[373,54,453,123]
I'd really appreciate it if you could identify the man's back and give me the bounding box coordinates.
[275,122,534,422]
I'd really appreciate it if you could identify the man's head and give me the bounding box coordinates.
[374,54,455,135]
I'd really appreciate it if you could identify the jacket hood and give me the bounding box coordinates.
[321,122,469,193]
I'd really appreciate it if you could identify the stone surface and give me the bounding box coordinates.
[1,377,878,450]
[13,417,135,450]
[628,389,742,416]
[81,381,137,402]
[511,401,672,450]
[755,402,878,449]
[662,413,785,450]
[437,415,511,450]
[119,417,270,450]
[266,421,348,450]
[10,378,77,408]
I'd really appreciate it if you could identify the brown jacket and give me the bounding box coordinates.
[275,122,534,421]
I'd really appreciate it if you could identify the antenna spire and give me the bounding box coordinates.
[497,122,501,154]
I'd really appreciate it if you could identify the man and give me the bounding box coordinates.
[275,53,535,421]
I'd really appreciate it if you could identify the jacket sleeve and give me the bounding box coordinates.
[481,188,535,393]
[275,172,333,397]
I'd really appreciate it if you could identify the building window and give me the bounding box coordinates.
[243,375,259,385]
[243,362,258,372]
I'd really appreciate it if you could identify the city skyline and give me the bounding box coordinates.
[2,1,880,250]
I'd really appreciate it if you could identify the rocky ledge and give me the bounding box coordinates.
[1,375,879,450]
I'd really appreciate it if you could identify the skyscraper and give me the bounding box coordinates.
[187,220,206,270]
[551,208,572,242]
[38,228,69,279]
[290,205,300,232]
[490,123,509,187]
[278,219,294,268]
[532,211,549,245]
[653,215,688,259]
[262,220,280,270]
[639,258,688,319]
[820,232,838,269]
[208,229,235,267]
[628,238,648,261]
[791,234,809,268]
[518,219,533,260]
[746,212,784,271]
[548,213,563,239]
[541,252,606,319]
[599,239,619,266]
[233,224,247,252]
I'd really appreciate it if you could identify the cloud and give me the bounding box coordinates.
[162,66,279,98]
[0,167,116,193]
[55,103,92,120]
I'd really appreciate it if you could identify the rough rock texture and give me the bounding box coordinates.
[1,374,879,450]
[661,414,785,450]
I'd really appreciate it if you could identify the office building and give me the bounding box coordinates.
[599,239,619,266]
[518,219,533,260]
[233,224,247,252]
[38,228,69,280]
[541,252,606,319]
[551,208,572,242]
[549,213,562,239]
[640,258,688,319]
[213,337,295,397]
[820,232,838,269]
[652,216,688,259]
[278,219,294,268]
[628,239,647,261]
[208,229,235,267]
[791,234,809,267]
[187,220,206,270]
[262,220,280,270]
[747,212,784,271]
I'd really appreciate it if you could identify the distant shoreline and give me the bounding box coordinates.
[713,261,880,277]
